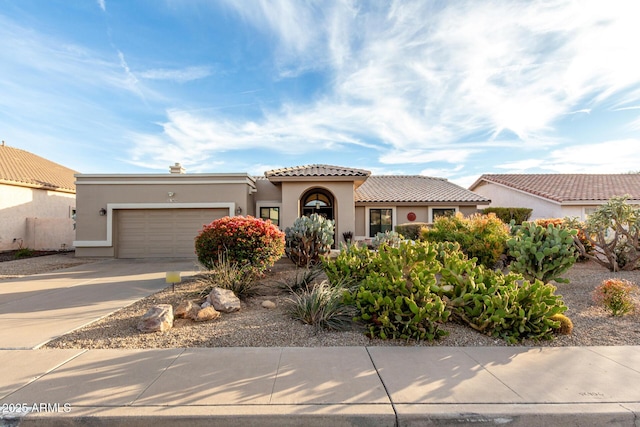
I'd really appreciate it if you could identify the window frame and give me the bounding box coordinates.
[256,202,282,227]
[429,207,458,223]
[366,207,396,238]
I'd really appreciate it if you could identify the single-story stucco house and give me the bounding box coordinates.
[469,174,640,220]
[0,143,77,251]
[74,164,489,258]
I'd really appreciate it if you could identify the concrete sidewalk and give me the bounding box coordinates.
[0,258,201,349]
[0,346,639,426]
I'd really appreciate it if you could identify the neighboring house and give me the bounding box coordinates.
[74,164,489,258]
[0,143,77,251]
[469,174,640,220]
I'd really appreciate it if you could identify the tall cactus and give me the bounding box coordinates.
[285,214,335,267]
[507,221,578,283]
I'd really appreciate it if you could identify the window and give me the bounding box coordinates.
[259,207,280,226]
[301,189,334,219]
[432,208,456,221]
[370,208,393,236]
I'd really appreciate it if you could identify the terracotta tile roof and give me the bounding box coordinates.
[470,174,640,203]
[265,164,371,178]
[356,175,489,203]
[0,144,77,193]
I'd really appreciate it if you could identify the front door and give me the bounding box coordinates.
[301,189,334,221]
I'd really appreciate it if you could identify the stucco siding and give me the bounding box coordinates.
[0,184,75,251]
[472,181,561,220]
[74,174,252,256]
[280,181,355,245]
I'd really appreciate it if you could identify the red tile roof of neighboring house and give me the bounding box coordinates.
[265,164,371,178]
[470,174,640,203]
[0,144,77,193]
[356,175,489,204]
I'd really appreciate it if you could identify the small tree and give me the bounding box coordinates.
[572,196,640,272]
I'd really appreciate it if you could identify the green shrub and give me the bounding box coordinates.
[323,242,378,287]
[344,241,450,341]
[483,207,532,225]
[195,216,285,272]
[198,254,260,300]
[372,230,404,249]
[14,247,35,259]
[507,221,578,283]
[592,278,638,316]
[285,281,356,330]
[437,247,567,343]
[421,213,509,268]
[395,223,428,240]
[538,218,594,260]
[285,214,334,267]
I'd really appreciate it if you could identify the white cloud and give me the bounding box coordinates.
[380,149,477,165]
[138,0,640,170]
[497,159,545,171]
[497,140,640,174]
[139,66,213,83]
[97,0,106,12]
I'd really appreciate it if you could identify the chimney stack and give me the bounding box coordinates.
[169,163,185,174]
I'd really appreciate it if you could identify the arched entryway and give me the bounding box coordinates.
[301,188,335,221]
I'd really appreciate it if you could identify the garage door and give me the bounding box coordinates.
[117,208,228,258]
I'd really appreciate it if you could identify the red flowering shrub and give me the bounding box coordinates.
[195,216,285,272]
[592,278,638,316]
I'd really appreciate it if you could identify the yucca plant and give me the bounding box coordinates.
[198,253,259,300]
[278,264,324,293]
[285,281,355,330]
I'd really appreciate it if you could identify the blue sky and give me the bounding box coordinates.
[1,0,639,187]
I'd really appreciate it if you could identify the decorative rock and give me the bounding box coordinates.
[175,300,201,319]
[195,306,221,322]
[261,300,276,309]
[208,287,241,313]
[137,304,173,333]
[201,301,211,309]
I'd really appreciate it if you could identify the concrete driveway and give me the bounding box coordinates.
[0,258,201,349]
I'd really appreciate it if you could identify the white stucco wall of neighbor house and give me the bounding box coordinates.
[0,184,76,251]
[472,182,561,220]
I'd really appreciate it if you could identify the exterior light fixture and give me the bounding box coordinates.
[99,208,107,216]
[166,271,181,292]
[168,192,175,197]
[235,206,243,215]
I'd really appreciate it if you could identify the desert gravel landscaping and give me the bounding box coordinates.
[17,255,637,349]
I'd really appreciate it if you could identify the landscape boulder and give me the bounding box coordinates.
[208,288,241,313]
[175,300,201,319]
[137,304,173,333]
[261,300,276,309]
[195,306,221,322]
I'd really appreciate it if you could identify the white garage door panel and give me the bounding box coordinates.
[117,208,227,258]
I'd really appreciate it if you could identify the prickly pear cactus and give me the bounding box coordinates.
[285,214,335,267]
[507,221,578,283]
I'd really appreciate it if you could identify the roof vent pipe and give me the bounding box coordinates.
[170,163,185,174]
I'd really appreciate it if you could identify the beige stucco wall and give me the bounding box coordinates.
[74,174,254,257]
[472,181,561,220]
[279,181,355,245]
[0,184,75,251]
